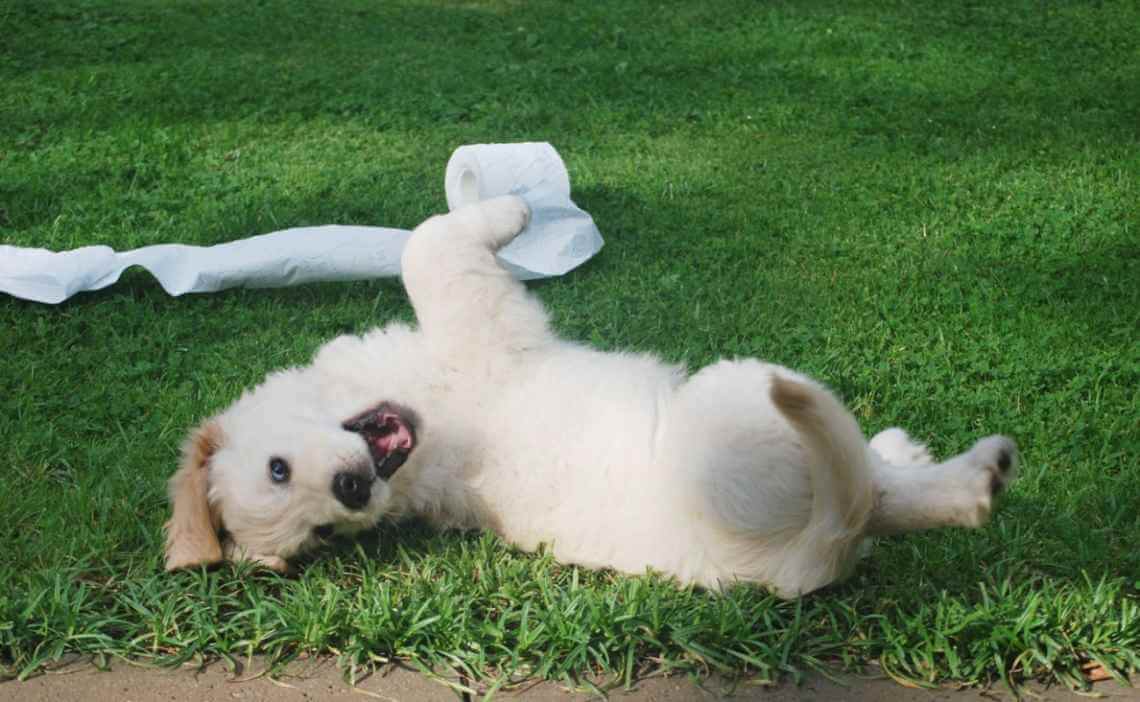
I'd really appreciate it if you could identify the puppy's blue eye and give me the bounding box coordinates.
[268,457,290,484]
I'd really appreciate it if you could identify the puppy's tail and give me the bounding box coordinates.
[770,375,874,549]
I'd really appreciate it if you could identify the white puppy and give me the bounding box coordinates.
[165,196,1018,598]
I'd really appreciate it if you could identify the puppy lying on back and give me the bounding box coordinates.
[165,196,1018,598]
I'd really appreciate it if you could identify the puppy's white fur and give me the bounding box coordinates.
[166,196,1019,597]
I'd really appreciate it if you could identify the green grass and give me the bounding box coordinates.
[2,0,1138,694]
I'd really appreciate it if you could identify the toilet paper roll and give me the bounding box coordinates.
[0,142,603,304]
[445,142,603,280]
[445,142,572,209]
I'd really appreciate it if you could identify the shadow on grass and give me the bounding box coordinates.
[987,242,1140,335]
[5,1,1135,150]
[291,519,443,571]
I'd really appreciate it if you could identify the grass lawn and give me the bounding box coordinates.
[2,0,1138,694]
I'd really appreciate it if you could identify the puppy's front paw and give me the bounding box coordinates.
[479,194,531,243]
[960,435,1019,527]
[223,540,289,573]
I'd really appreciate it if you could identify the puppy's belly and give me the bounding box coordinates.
[469,345,719,583]
[481,455,715,584]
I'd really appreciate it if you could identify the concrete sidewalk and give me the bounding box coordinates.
[3,658,1136,701]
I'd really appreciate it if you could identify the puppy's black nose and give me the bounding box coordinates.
[332,471,373,510]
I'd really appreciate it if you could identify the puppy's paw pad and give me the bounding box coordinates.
[959,435,1019,527]
[870,427,934,466]
[970,435,1019,493]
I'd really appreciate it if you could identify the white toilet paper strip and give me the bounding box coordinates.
[0,142,604,304]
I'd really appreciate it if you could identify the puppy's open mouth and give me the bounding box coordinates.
[341,402,417,480]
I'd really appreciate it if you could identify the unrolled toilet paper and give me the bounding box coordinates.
[0,142,604,304]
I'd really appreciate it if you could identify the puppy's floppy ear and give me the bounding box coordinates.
[164,419,226,571]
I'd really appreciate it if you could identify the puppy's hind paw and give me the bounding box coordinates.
[970,435,1019,494]
[960,435,1019,527]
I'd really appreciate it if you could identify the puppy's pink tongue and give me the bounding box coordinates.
[372,413,414,453]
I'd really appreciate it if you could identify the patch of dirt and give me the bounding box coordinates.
[3,658,1135,701]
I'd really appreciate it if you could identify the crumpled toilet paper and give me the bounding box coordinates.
[0,142,604,304]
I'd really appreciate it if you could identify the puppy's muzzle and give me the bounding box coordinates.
[332,471,373,510]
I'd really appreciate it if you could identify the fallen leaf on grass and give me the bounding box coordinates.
[1080,662,1113,683]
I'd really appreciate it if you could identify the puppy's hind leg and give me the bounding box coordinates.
[671,362,875,596]
[401,196,554,362]
[868,435,1018,535]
